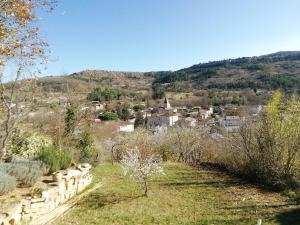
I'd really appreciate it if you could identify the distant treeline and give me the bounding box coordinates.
[87,87,143,102]
[70,74,113,84]
[207,74,300,91]
[146,52,300,94]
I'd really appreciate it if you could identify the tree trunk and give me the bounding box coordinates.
[111,149,114,165]
[144,180,148,197]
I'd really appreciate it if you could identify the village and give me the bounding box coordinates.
[86,97,263,135]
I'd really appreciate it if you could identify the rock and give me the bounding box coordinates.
[52,172,63,182]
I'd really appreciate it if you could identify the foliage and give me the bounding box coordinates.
[227,91,300,189]
[0,0,56,160]
[150,52,300,94]
[87,88,124,102]
[0,160,47,187]
[134,111,145,128]
[152,84,165,99]
[37,145,72,174]
[0,171,16,195]
[5,129,52,160]
[133,104,145,112]
[0,0,55,66]
[59,150,73,170]
[116,105,130,121]
[64,104,77,136]
[258,74,300,91]
[99,112,118,121]
[78,131,97,163]
[121,148,164,196]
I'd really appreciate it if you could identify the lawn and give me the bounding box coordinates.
[55,163,300,225]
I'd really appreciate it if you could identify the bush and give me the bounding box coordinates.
[60,151,72,170]
[78,132,97,164]
[2,160,47,187]
[134,111,145,128]
[0,171,16,195]
[0,160,45,187]
[98,112,118,121]
[225,91,300,189]
[37,146,72,174]
[133,104,145,112]
[6,129,52,160]
[116,105,130,121]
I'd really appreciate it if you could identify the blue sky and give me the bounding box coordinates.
[39,0,300,76]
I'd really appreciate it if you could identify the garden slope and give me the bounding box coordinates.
[54,163,299,225]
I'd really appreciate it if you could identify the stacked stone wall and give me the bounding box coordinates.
[0,163,92,225]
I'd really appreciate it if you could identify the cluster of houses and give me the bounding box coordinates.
[84,96,263,135]
[118,98,214,133]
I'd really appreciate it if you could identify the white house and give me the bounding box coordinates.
[147,113,179,127]
[199,106,213,120]
[119,123,134,132]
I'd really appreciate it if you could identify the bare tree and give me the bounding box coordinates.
[228,91,300,188]
[0,0,56,159]
[168,127,205,164]
[104,135,125,165]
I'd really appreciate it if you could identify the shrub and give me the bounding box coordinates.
[226,91,300,189]
[37,146,72,174]
[3,160,47,187]
[6,129,52,160]
[134,111,145,128]
[133,104,145,112]
[60,151,72,170]
[37,146,60,173]
[98,112,118,121]
[64,104,77,136]
[0,171,17,195]
[78,132,97,164]
[116,105,130,121]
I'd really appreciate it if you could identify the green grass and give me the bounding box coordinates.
[56,162,299,225]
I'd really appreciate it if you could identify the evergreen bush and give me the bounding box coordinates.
[37,146,72,174]
[0,171,17,195]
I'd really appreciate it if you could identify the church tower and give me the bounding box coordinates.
[164,97,171,109]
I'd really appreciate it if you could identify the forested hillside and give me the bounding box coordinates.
[148,51,300,93]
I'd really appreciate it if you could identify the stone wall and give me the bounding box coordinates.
[0,163,92,225]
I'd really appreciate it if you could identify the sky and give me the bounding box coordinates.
[38,0,300,76]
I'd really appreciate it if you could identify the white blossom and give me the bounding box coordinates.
[121,148,165,195]
[6,130,52,160]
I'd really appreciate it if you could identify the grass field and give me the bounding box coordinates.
[55,163,300,225]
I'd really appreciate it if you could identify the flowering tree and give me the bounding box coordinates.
[6,129,52,160]
[121,148,164,196]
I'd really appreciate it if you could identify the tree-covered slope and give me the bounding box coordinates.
[148,51,300,93]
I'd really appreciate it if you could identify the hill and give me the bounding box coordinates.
[28,70,154,104]
[21,51,300,107]
[148,51,300,93]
